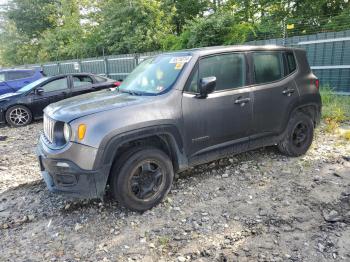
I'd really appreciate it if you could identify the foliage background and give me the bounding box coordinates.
[0,0,350,66]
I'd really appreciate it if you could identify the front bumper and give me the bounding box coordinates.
[37,137,111,199]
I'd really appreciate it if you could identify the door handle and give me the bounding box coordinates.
[234,97,250,106]
[282,88,295,96]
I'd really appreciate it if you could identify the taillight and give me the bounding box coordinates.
[312,79,319,89]
[315,79,319,89]
[114,81,121,87]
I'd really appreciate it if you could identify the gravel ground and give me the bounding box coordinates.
[0,121,350,262]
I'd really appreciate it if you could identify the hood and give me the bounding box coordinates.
[45,90,150,123]
[0,92,21,101]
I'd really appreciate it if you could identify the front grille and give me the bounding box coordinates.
[43,114,56,144]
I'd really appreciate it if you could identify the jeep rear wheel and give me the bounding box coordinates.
[5,105,33,127]
[110,147,174,212]
[278,112,314,157]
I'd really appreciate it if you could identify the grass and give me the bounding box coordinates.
[319,86,350,133]
[158,236,170,248]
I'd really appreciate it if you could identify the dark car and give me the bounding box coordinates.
[0,68,44,95]
[37,46,321,211]
[0,73,117,127]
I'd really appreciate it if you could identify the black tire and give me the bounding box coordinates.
[110,147,174,212]
[5,105,33,127]
[278,112,314,157]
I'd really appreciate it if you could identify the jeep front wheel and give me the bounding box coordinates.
[110,147,174,212]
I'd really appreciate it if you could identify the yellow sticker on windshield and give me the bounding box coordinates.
[175,63,184,70]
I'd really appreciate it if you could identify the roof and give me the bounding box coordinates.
[0,68,36,73]
[163,45,301,56]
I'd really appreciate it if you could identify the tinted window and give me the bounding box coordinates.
[73,75,93,87]
[253,52,283,84]
[0,73,5,82]
[7,70,34,81]
[187,53,246,93]
[286,52,297,74]
[41,77,68,92]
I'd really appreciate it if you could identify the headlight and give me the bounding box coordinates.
[63,123,71,142]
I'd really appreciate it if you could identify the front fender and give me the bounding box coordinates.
[92,124,187,171]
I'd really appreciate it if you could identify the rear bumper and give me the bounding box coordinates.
[37,137,111,199]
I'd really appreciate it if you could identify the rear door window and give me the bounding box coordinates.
[6,70,35,81]
[186,53,246,93]
[72,75,93,87]
[0,73,5,82]
[252,52,283,84]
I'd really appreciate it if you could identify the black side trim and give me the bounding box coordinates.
[93,125,187,172]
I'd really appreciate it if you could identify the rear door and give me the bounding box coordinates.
[182,52,253,158]
[250,51,299,138]
[30,76,70,116]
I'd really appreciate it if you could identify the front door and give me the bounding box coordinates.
[182,52,253,158]
[30,76,71,116]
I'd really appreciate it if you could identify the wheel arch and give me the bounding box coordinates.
[93,125,188,192]
[283,101,321,133]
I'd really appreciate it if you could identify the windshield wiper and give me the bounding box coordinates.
[120,90,143,96]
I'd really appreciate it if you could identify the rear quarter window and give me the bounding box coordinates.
[286,52,297,74]
[252,52,283,84]
[94,76,108,83]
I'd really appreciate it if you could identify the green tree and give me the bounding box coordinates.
[162,0,209,35]
[6,0,58,37]
[100,0,173,54]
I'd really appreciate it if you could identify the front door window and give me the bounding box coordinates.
[42,77,68,92]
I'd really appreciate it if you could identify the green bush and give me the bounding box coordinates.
[320,86,350,132]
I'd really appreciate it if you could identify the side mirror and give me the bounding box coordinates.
[199,76,216,98]
[36,88,44,95]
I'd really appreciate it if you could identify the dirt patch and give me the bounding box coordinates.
[0,122,350,261]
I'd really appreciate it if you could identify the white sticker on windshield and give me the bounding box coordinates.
[169,56,192,64]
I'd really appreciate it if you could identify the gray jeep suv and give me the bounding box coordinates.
[37,46,321,211]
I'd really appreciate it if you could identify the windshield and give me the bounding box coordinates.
[16,77,49,93]
[119,54,192,95]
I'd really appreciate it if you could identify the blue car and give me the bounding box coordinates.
[0,68,44,95]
